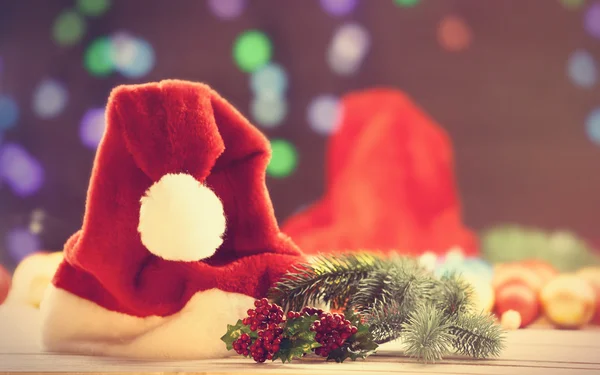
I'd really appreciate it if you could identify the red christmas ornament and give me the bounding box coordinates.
[0,264,11,305]
[495,283,540,328]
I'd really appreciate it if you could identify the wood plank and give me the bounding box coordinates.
[1,305,599,375]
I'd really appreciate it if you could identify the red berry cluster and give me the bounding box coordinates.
[229,300,360,363]
[310,311,358,357]
[232,333,251,356]
[235,298,285,362]
[249,326,283,362]
[242,298,284,331]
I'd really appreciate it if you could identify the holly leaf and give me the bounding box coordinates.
[220,319,256,351]
[284,315,318,336]
[273,315,321,363]
[274,337,321,363]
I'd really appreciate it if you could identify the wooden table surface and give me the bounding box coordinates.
[1,327,599,375]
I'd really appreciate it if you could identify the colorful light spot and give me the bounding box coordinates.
[585,107,600,146]
[250,95,288,128]
[0,143,44,197]
[307,95,343,135]
[76,0,111,17]
[560,0,586,9]
[111,33,156,79]
[5,227,41,262]
[394,0,420,6]
[327,23,371,75]
[32,79,69,119]
[0,95,19,130]
[584,2,600,39]
[567,49,597,88]
[250,63,288,97]
[233,30,273,73]
[84,37,114,77]
[463,258,494,283]
[438,15,472,52]
[208,0,246,19]
[320,0,358,16]
[52,10,86,46]
[79,108,106,149]
[267,139,298,178]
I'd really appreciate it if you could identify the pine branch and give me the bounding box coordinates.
[364,300,406,344]
[268,253,387,312]
[401,303,454,363]
[350,268,398,313]
[447,312,506,359]
[434,272,475,318]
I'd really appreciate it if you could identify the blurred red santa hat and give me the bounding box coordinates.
[39,80,304,359]
[282,88,478,257]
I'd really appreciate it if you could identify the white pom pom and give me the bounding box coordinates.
[138,173,226,262]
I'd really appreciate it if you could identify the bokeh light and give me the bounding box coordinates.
[438,15,472,52]
[320,0,358,16]
[79,108,106,149]
[560,0,586,9]
[208,0,246,19]
[327,23,371,75]
[233,30,273,73]
[84,37,114,77]
[307,95,343,135]
[250,95,288,128]
[567,49,597,88]
[52,10,86,46]
[110,32,156,79]
[584,2,600,39]
[267,139,298,178]
[394,0,420,7]
[0,95,19,131]
[32,79,69,119]
[585,107,600,146]
[5,227,41,262]
[250,63,289,97]
[0,143,44,197]
[77,0,111,17]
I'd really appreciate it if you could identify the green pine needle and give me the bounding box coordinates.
[364,300,406,344]
[401,303,454,363]
[269,253,388,312]
[434,272,475,318]
[448,312,506,359]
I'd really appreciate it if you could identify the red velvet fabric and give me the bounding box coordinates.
[52,80,304,318]
[282,88,478,256]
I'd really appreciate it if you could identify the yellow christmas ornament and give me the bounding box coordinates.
[461,274,495,313]
[540,274,596,329]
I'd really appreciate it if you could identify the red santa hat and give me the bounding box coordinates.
[39,80,304,359]
[282,88,478,257]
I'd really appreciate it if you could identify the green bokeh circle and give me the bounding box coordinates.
[52,10,86,46]
[394,0,420,7]
[233,30,273,73]
[267,139,298,178]
[77,0,112,17]
[84,37,114,77]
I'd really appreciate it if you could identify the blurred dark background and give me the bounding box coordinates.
[0,0,599,269]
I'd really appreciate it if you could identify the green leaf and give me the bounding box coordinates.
[273,315,322,363]
[220,319,256,351]
[284,315,318,337]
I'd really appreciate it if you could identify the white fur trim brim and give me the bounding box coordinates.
[39,285,254,359]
